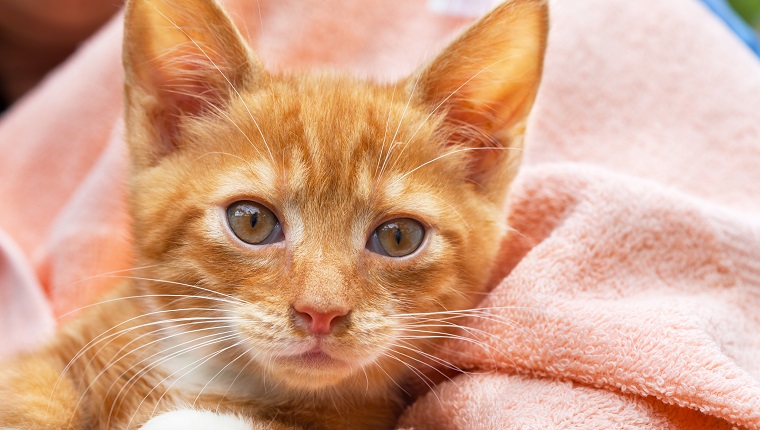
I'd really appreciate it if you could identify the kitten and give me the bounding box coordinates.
[0,0,547,428]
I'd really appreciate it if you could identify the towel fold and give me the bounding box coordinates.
[399,165,760,429]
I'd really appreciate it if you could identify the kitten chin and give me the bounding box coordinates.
[264,349,359,389]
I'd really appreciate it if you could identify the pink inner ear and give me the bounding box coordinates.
[148,57,230,154]
[152,46,231,115]
[150,89,206,157]
[435,97,519,182]
[441,102,500,147]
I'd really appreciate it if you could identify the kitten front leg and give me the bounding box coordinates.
[140,410,298,430]
[0,353,83,429]
[0,286,174,430]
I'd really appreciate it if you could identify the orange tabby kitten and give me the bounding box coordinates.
[0,0,547,428]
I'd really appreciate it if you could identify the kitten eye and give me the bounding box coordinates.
[368,218,425,258]
[226,201,283,245]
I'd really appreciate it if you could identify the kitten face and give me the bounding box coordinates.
[123,0,546,393]
[131,77,503,389]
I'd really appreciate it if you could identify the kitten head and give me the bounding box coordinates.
[123,0,546,394]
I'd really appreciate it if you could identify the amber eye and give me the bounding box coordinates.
[368,218,425,257]
[226,201,283,245]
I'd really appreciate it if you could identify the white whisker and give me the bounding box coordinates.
[106,333,240,428]
[99,275,254,306]
[192,345,256,407]
[59,293,245,320]
[375,82,398,179]
[73,325,237,423]
[51,310,236,412]
[389,146,522,187]
[144,340,247,423]
[378,67,424,179]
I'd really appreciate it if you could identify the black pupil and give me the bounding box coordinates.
[394,227,402,245]
[250,211,259,228]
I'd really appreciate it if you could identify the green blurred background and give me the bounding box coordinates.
[729,0,760,30]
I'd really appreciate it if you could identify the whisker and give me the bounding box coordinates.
[194,150,260,170]
[105,332,240,428]
[378,67,424,179]
[402,320,516,352]
[47,312,231,412]
[409,318,525,342]
[79,320,236,390]
[59,293,245,320]
[192,344,256,407]
[72,324,236,423]
[375,81,398,178]
[404,312,521,330]
[394,306,539,338]
[388,337,471,378]
[99,275,254,306]
[379,351,443,407]
[201,102,269,163]
[389,146,522,187]
[215,349,264,412]
[67,264,162,288]
[359,364,371,398]
[395,327,506,360]
[367,356,410,398]
[382,342,461,388]
[145,339,247,423]
[52,309,236,404]
[389,305,540,318]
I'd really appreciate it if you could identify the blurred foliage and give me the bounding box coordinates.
[728,0,760,28]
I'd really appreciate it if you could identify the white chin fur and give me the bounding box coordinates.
[140,410,253,430]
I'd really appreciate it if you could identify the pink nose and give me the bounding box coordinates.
[293,304,349,335]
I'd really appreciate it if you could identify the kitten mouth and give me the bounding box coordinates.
[266,345,359,390]
[279,346,348,369]
[300,349,340,365]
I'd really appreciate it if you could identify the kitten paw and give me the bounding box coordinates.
[140,410,254,430]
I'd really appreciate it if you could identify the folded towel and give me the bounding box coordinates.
[399,164,760,428]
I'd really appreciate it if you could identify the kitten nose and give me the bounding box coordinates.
[292,304,349,335]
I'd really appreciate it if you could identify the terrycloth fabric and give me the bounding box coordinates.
[399,165,760,429]
[1,0,759,428]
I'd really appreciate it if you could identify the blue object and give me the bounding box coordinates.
[700,0,760,57]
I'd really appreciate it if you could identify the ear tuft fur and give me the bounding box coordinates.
[123,0,264,168]
[411,0,548,188]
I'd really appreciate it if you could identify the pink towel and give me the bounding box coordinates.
[1,0,758,427]
[399,165,760,428]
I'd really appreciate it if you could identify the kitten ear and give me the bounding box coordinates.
[412,0,548,190]
[123,0,263,167]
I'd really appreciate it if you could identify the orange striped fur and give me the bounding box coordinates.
[0,0,547,428]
